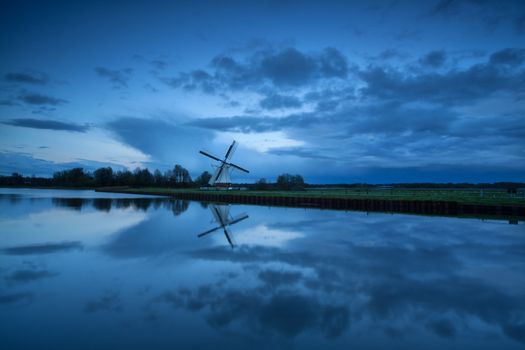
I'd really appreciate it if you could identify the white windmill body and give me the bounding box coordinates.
[199,140,249,187]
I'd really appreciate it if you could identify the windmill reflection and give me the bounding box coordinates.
[197,205,249,248]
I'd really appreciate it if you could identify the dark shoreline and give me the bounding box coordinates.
[96,188,525,221]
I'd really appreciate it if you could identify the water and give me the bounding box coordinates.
[0,188,523,349]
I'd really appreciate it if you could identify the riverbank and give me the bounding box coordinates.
[96,187,525,219]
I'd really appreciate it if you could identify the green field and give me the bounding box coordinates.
[98,187,525,207]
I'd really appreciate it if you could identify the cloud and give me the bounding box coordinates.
[4,269,58,283]
[161,46,348,93]
[151,59,167,71]
[17,92,67,106]
[259,93,302,110]
[84,290,123,313]
[0,151,125,177]
[489,48,525,66]
[156,286,349,338]
[425,319,456,338]
[0,292,33,305]
[3,118,89,132]
[419,50,447,67]
[359,54,525,105]
[5,71,49,85]
[1,241,83,255]
[257,269,303,288]
[94,67,132,88]
[106,116,213,165]
[185,213,525,344]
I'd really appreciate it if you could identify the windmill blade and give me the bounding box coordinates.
[227,213,249,226]
[223,227,236,248]
[211,205,228,226]
[197,226,222,237]
[228,162,249,173]
[199,150,222,162]
[217,205,230,221]
[224,140,237,161]
[208,167,221,185]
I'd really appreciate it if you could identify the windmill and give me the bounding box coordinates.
[199,140,249,187]
[197,204,249,248]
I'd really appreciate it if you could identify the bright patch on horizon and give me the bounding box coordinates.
[215,131,304,153]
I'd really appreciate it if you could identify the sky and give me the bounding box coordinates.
[0,0,524,183]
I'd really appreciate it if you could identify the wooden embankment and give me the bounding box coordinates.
[109,190,524,219]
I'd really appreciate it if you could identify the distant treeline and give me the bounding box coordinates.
[0,165,203,188]
[0,166,522,190]
[0,165,306,190]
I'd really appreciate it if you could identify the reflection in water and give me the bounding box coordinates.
[50,197,189,216]
[0,189,524,350]
[198,204,249,248]
[1,241,83,255]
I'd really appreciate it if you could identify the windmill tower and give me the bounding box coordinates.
[199,140,249,187]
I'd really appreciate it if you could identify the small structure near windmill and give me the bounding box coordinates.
[199,140,249,188]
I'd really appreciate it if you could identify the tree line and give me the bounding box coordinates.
[1,168,521,190]
[0,165,210,188]
[0,166,307,190]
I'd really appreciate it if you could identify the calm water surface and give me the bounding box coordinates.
[0,188,524,349]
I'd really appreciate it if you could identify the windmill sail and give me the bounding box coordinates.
[199,140,249,187]
[197,204,248,248]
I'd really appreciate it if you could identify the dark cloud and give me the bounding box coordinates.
[189,101,457,137]
[489,48,525,66]
[257,269,303,288]
[17,92,67,106]
[0,292,33,305]
[515,13,525,35]
[3,118,89,132]
[161,47,348,93]
[373,49,407,61]
[259,93,302,110]
[94,67,132,88]
[84,290,123,313]
[106,116,212,163]
[1,241,83,255]
[156,286,349,338]
[5,71,49,85]
[0,99,17,106]
[5,269,58,283]
[151,59,167,71]
[260,48,318,86]
[425,319,456,338]
[419,50,447,67]
[359,53,525,105]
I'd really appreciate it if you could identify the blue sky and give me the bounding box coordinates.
[1,0,524,183]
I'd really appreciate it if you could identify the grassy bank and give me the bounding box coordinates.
[97,187,525,207]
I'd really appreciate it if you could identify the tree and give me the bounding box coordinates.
[153,169,165,186]
[53,167,91,187]
[114,170,133,186]
[133,168,153,187]
[170,164,192,186]
[254,178,269,190]
[195,171,212,186]
[94,167,113,187]
[276,173,305,190]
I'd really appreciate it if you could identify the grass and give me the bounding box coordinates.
[98,187,525,207]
